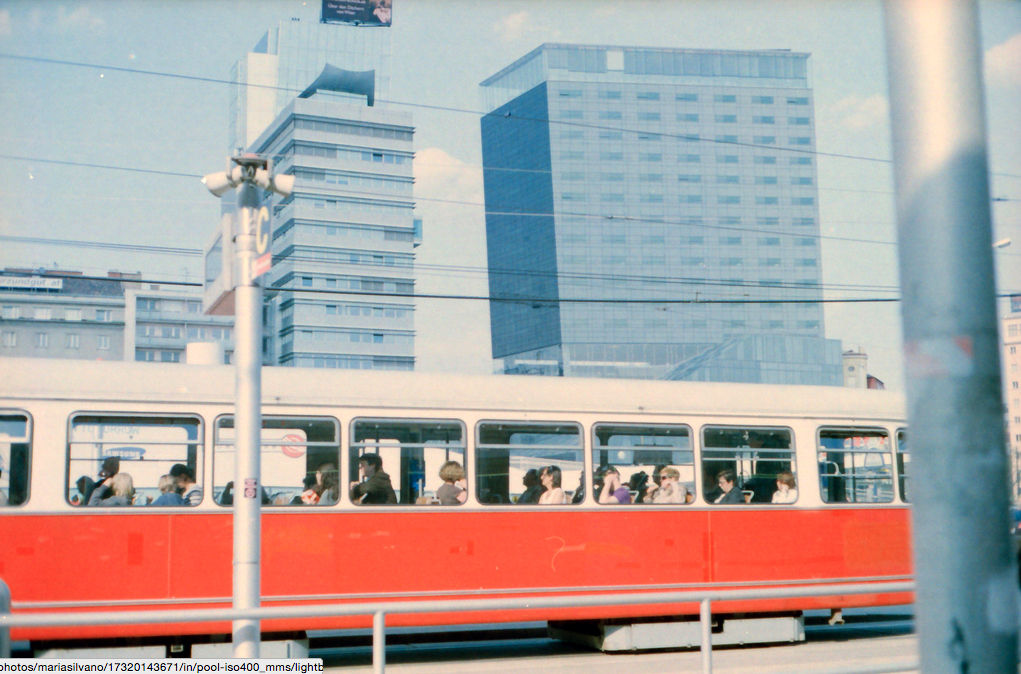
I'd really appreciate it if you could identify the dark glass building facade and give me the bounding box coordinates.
[481,44,842,384]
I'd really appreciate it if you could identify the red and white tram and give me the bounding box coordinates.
[0,357,911,654]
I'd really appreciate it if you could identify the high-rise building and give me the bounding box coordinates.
[229,17,392,155]
[250,95,416,370]
[480,44,842,384]
[228,16,416,371]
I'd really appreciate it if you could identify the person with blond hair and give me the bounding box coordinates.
[150,474,186,506]
[652,467,688,504]
[436,460,468,505]
[88,472,135,506]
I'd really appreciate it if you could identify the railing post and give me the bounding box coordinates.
[700,597,712,674]
[373,610,386,674]
[0,577,11,658]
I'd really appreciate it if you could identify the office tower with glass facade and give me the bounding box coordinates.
[481,44,842,384]
[250,94,416,370]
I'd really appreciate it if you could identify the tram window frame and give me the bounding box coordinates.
[350,418,467,506]
[0,411,32,507]
[67,414,203,507]
[701,426,796,505]
[817,427,894,504]
[896,429,909,503]
[214,415,341,507]
[475,421,584,506]
[592,423,695,505]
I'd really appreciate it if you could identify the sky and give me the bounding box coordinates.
[0,0,1019,391]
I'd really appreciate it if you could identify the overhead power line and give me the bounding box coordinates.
[8,50,1019,179]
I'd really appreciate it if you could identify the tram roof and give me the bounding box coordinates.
[0,357,904,422]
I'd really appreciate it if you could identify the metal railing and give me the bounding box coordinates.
[0,578,915,674]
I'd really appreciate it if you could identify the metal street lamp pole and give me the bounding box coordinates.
[203,155,293,659]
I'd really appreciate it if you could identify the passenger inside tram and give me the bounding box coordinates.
[316,462,340,505]
[88,472,135,506]
[773,470,798,504]
[596,466,631,504]
[149,474,186,506]
[538,465,568,504]
[436,460,468,505]
[651,467,688,504]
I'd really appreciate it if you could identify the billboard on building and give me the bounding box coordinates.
[321,0,392,26]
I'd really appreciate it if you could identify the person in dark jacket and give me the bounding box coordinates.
[349,453,397,504]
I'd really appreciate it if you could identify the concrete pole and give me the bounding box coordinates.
[883,1,1017,672]
[232,180,263,659]
[0,577,11,658]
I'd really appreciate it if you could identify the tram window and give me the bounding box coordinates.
[68,415,202,507]
[350,419,466,505]
[592,424,694,504]
[0,412,31,507]
[896,429,909,503]
[701,427,795,504]
[818,428,894,504]
[476,422,583,505]
[215,416,340,506]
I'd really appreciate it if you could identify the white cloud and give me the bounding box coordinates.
[985,33,1021,89]
[493,10,559,44]
[56,6,104,33]
[829,95,889,130]
[0,10,11,37]
[414,147,484,205]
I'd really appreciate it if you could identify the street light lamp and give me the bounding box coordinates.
[201,154,292,659]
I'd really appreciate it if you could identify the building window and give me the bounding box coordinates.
[598,110,622,120]
[66,308,82,321]
[2,331,16,347]
[752,96,774,104]
[1,306,21,319]
[754,136,776,144]
[753,115,775,124]
[97,335,110,350]
[137,298,158,311]
[789,137,812,145]
[34,307,52,320]
[35,333,49,348]
[754,156,777,165]
[96,309,112,322]
[789,116,811,125]
[676,93,698,102]
[66,334,80,349]
[637,92,660,100]
[787,97,810,105]
[678,113,699,122]
[714,94,737,103]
